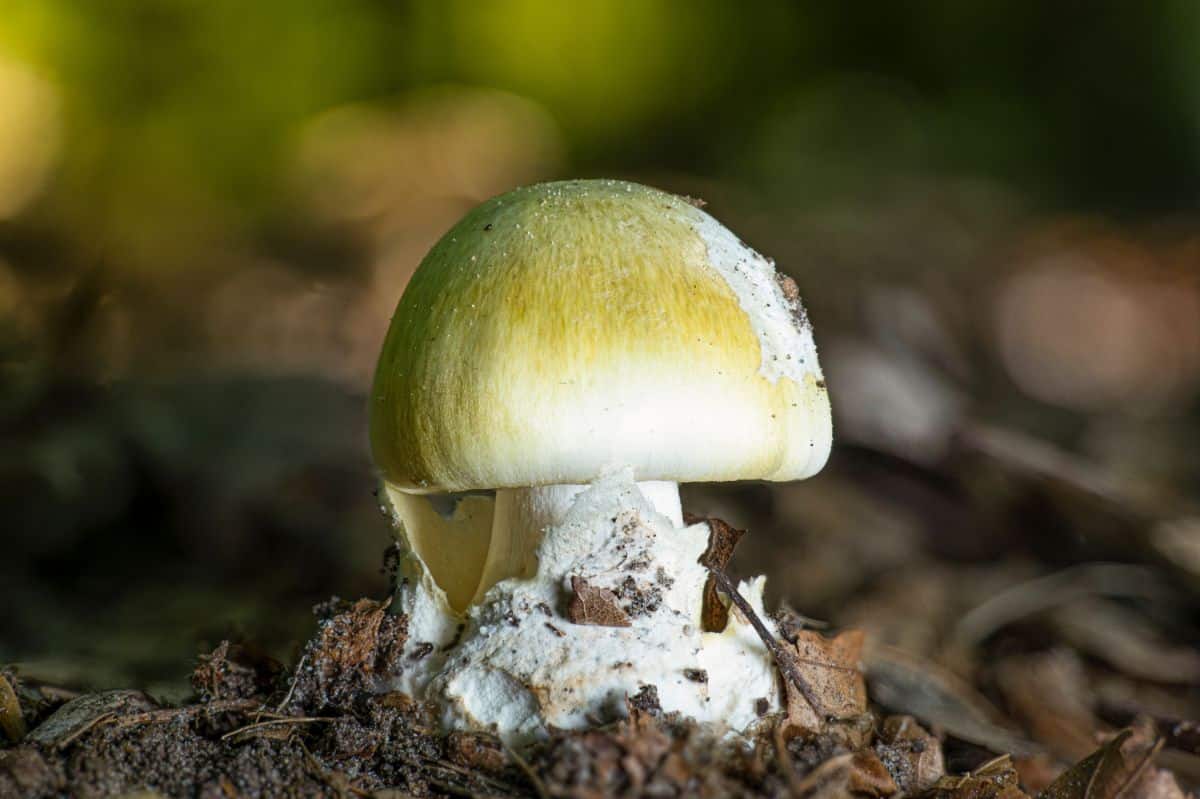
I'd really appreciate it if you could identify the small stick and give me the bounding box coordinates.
[112,698,262,729]
[705,566,824,718]
[274,653,307,713]
[220,715,334,742]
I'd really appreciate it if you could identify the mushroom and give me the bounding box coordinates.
[371,179,831,742]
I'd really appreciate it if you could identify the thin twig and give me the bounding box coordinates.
[112,698,262,729]
[220,715,334,742]
[274,653,306,713]
[705,566,824,718]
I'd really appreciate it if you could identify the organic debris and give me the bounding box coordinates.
[4,492,1200,799]
[694,515,746,632]
[568,576,633,628]
[0,672,24,743]
[782,629,868,737]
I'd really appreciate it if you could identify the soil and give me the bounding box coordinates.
[3,528,1198,798]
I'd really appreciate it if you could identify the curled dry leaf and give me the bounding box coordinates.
[790,749,898,799]
[696,516,745,632]
[567,576,632,628]
[928,755,1029,799]
[782,629,868,737]
[1036,725,1166,799]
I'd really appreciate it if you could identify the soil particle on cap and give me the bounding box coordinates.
[627,684,662,715]
[775,272,813,334]
[684,669,709,684]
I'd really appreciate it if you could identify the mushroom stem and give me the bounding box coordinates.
[471,480,682,604]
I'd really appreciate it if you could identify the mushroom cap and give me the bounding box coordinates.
[371,179,831,493]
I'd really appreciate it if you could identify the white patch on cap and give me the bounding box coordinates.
[691,210,822,385]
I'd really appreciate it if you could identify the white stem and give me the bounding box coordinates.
[471,480,682,604]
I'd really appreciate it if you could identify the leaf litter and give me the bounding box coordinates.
[4,471,1200,798]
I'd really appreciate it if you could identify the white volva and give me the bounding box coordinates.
[384,471,780,744]
[369,180,833,742]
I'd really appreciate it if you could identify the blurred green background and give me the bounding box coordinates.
[3,1,1199,696]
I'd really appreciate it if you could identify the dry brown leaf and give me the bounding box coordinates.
[791,749,898,799]
[1037,724,1164,799]
[875,715,944,796]
[995,649,1100,761]
[782,629,868,737]
[696,516,745,632]
[928,755,1029,799]
[26,690,157,749]
[567,576,632,628]
[1015,753,1069,795]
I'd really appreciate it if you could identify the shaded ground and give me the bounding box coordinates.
[3,473,1200,798]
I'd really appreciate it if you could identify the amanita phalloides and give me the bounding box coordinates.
[370,179,831,743]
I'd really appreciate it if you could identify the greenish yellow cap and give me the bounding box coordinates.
[370,179,831,493]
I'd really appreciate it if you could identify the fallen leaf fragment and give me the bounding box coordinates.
[928,755,1028,799]
[791,749,898,799]
[693,515,746,631]
[567,576,632,628]
[995,649,1099,761]
[782,629,868,737]
[1037,724,1164,799]
[875,715,944,796]
[26,690,157,749]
